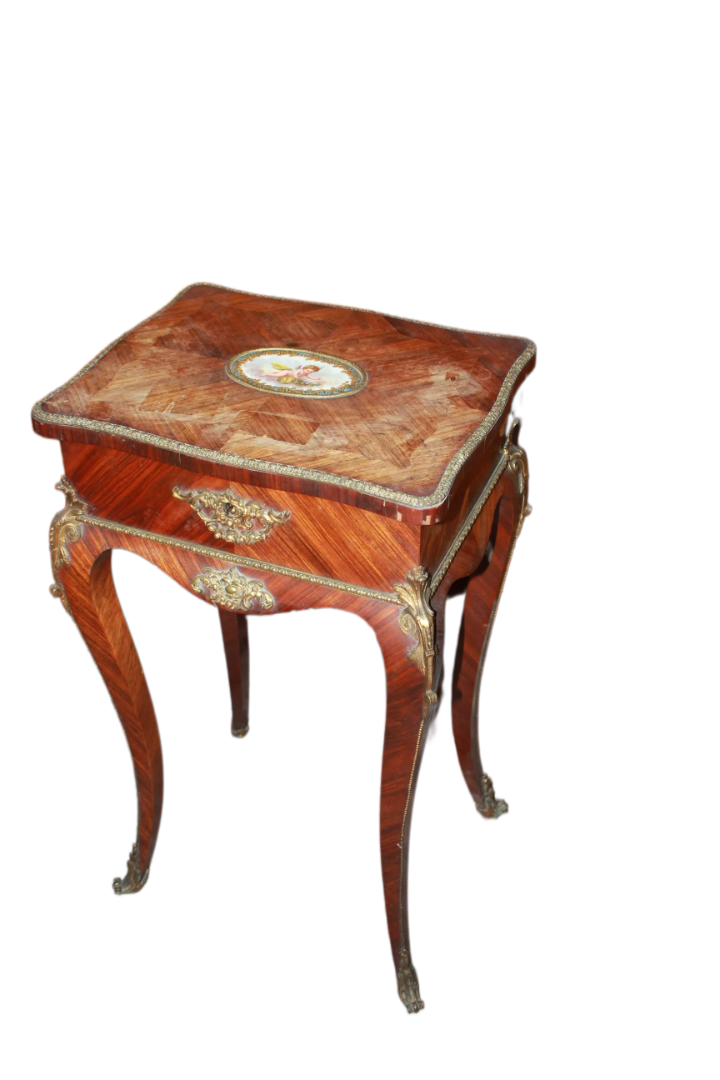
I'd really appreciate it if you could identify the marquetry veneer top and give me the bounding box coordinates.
[33,283,535,513]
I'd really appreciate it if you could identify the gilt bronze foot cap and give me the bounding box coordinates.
[477,773,509,819]
[231,725,249,738]
[397,949,425,1013]
[112,843,150,894]
[403,996,425,1014]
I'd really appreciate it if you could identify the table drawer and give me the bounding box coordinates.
[60,443,421,593]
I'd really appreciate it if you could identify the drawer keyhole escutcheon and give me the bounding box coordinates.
[173,487,291,545]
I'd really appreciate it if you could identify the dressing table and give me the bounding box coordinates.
[33,283,535,1012]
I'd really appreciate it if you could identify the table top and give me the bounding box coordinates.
[33,283,535,514]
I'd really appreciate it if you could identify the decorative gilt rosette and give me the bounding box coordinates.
[226,348,367,399]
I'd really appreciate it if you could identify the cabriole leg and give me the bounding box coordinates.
[451,468,527,818]
[50,483,163,893]
[370,568,440,1013]
[219,609,250,737]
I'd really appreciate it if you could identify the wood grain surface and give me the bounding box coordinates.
[61,442,423,589]
[451,476,524,811]
[45,434,528,1006]
[33,284,534,518]
[38,287,535,1011]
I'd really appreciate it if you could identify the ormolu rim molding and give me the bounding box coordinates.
[32,282,536,512]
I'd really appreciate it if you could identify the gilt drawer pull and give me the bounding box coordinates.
[173,487,290,544]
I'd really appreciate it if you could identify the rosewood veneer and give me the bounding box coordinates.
[33,283,535,1013]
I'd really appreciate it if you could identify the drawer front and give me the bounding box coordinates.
[61,443,421,593]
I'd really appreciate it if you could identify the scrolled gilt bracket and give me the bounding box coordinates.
[504,420,531,530]
[191,566,274,612]
[173,486,290,544]
[48,475,90,617]
[51,477,87,569]
[394,566,438,719]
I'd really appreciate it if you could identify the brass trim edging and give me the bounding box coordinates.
[32,282,535,512]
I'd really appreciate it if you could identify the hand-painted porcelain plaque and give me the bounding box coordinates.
[226,348,368,398]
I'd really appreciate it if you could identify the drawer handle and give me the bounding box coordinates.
[173,487,290,545]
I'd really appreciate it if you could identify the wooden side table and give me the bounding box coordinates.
[33,284,535,1012]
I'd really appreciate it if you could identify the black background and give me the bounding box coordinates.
[28,280,557,1019]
